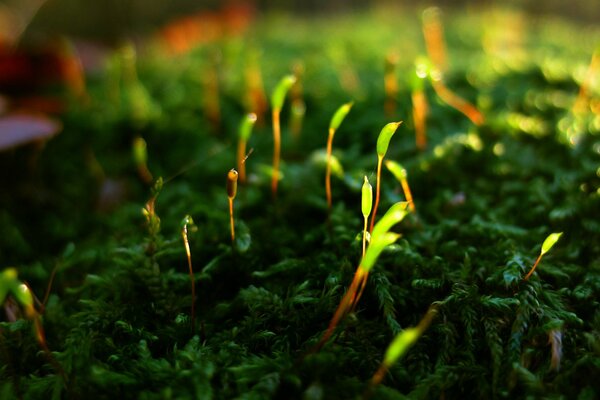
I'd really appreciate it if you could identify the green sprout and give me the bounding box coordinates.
[227,169,239,243]
[326,102,353,210]
[133,136,153,184]
[237,113,257,183]
[524,232,563,281]
[385,160,416,212]
[361,175,373,259]
[270,74,297,196]
[1,268,66,381]
[369,305,438,388]
[314,202,410,352]
[181,215,196,331]
[370,122,403,233]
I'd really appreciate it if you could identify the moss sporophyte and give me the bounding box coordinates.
[524,232,563,281]
[270,74,296,197]
[227,168,239,243]
[180,216,196,331]
[326,102,353,210]
[370,122,403,233]
[314,202,411,352]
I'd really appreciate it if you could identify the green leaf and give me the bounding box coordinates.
[0,268,19,305]
[329,102,353,131]
[385,160,407,181]
[371,202,410,241]
[361,176,373,219]
[239,113,257,141]
[376,122,402,158]
[540,232,563,255]
[132,136,148,167]
[362,232,400,272]
[383,327,420,366]
[271,75,296,111]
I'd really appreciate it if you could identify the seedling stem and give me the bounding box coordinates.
[181,216,196,331]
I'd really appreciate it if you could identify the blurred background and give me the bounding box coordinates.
[2,0,599,47]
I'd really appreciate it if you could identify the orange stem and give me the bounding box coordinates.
[237,138,247,183]
[272,109,281,196]
[369,156,383,233]
[432,80,484,125]
[400,178,416,212]
[412,90,428,151]
[229,197,235,243]
[325,128,334,209]
[524,253,543,281]
[182,225,196,331]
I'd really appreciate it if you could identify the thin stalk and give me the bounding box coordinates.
[227,169,239,243]
[325,127,335,209]
[271,109,281,196]
[228,197,235,242]
[181,220,195,331]
[523,253,542,281]
[369,156,384,233]
[412,89,428,150]
[431,80,484,125]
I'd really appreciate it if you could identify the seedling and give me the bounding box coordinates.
[289,62,306,139]
[351,176,373,312]
[361,176,373,259]
[369,122,403,233]
[227,169,239,243]
[384,53,399,117]
[133,136,153,184]
[385,160,416,212]
[326,102,353,209]
[412,60,429,150]
[314,202,410,351]
[237,113,257,183]
[523,232,563,281]
[0,268,66,382]
[270,74,297,196]
[181,215,196,331]
[369,305,438,389]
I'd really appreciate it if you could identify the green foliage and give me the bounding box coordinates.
[1,7,599,400]
[329,102,353,132]
[376,122,402,158]
[270,75,296,111]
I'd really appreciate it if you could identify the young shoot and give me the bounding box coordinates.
[227,169,239,243]
[181,215,196,331]
[412,60,429,150]
[133,136,153,184]
[369,121,403,233]
[1,268,66,381]
[385,160,416,212]
[361,176,373,259]
[237,113,257,183]
[523,232,563,281]
[289,62,306,139]
[369,305,438,389]
[326,102,353,210]
[314,202,410,352]
[270,74,297,197]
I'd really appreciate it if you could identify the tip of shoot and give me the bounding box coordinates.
[329,101,354,131]
[361,176,373,218]
[271,74,297,111]
[541,232,563,255]
[376,122,403,158]
[227,169,239,199]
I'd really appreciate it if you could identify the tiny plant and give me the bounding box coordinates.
[361,176,373,259]
[385,160,416,212]
[369,122,403,233]
[412,59,429,150]
[237,113,257,183]
[314,202,410,351]
[180,215,196,331]
[289,61,306,139]
[0,268,66,381]
[227,168,239,243]
[270,74,297,196]
[326,102,353,210]
[523,232,563,281]
[133,135,153,184]
[142,177,163,253]
[369,305,438,389]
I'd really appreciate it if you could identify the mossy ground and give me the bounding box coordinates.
[1,6,600,400]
